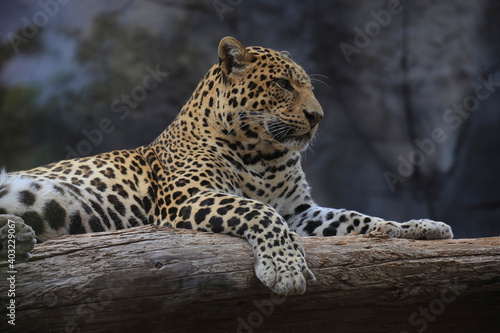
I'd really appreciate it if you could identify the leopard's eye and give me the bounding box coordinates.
[275,78,294,91]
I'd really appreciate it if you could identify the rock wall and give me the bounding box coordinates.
[0,0,499,237]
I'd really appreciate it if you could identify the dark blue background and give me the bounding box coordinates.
[1,0,499,238]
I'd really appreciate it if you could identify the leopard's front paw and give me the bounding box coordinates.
[374,221,403,238]
[0,214,37,259]
[254,231,315,295]
[401,219,453,240]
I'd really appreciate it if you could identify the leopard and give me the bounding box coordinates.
[0,36,453,295]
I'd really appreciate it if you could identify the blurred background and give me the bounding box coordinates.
[0,0,499,238]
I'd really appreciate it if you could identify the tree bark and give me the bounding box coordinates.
[1,226,499,333]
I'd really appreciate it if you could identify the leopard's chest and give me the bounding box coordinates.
[235,164,302,214]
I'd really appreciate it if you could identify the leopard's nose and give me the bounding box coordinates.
[303,109,323,127]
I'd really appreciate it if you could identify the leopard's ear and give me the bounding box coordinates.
[218,37,254,77]
[280,50,293,61]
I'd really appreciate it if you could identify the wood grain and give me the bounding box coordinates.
[1,226,499,332]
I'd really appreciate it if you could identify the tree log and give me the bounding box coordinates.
[1,225,499,333]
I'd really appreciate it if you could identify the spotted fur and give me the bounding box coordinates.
[0,37,453,295]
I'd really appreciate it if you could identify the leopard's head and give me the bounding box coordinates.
[216,37,323,152]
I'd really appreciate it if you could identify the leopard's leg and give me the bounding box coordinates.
[173,190,315,295]
[0,214,37,259]
[287,204,453,239]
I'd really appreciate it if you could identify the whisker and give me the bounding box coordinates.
[266,119,293,142]
[309,73,331,90]
[220,111,263,132]
[225,110,249,135]
[230,119,266,135]
[309,73,330,80]
[310,78,331,90]
[214,110,299,143]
